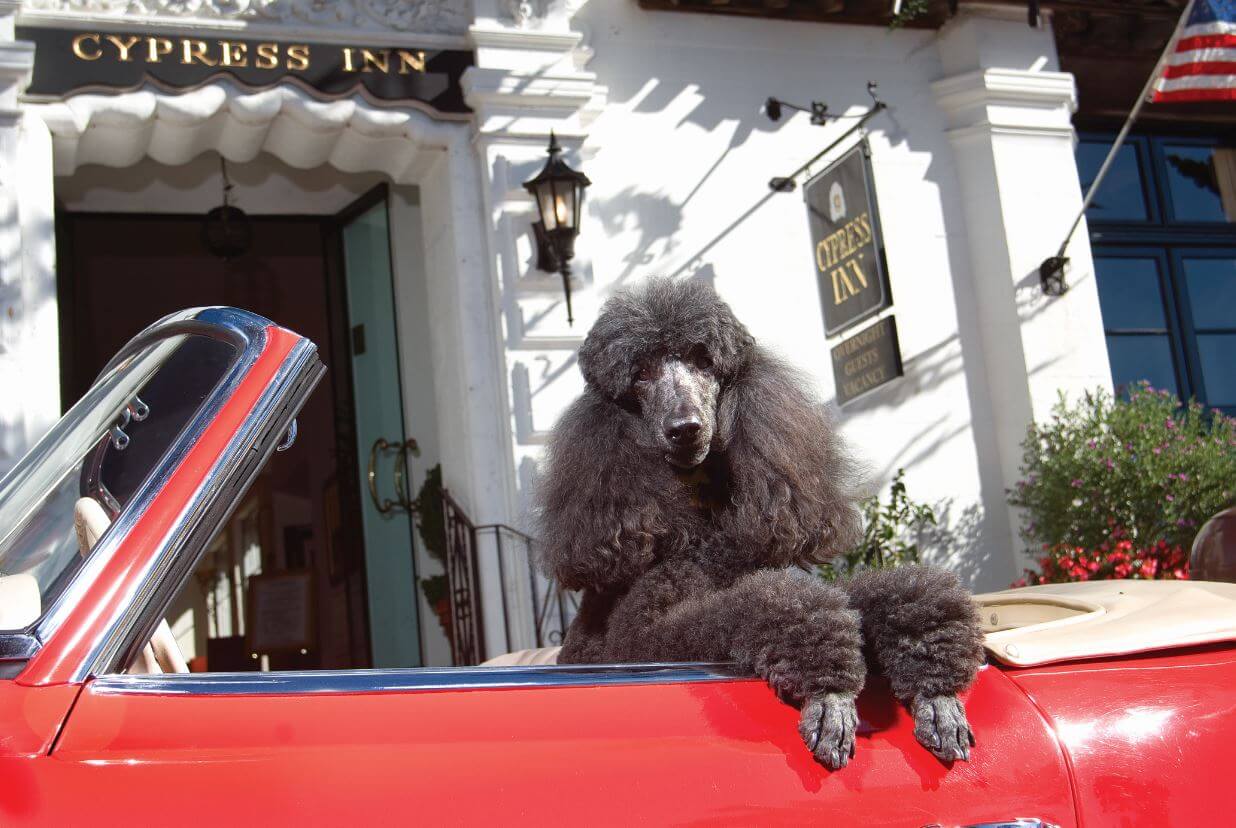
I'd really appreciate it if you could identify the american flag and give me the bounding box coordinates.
[1153,0,1236,103]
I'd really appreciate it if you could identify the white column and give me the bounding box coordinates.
[0,3,53,478]
[460,0,603,656]
[932,5,1112,579]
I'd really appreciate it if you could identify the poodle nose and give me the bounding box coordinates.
[665,417,702,446]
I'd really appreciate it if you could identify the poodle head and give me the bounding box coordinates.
[578,278,754,469]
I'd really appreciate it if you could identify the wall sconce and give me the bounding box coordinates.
[1039,255,1069,296]
[523,131,591,325]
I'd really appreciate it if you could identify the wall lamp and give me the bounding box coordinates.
[1039,255,1069,296]
[523,131,591,325]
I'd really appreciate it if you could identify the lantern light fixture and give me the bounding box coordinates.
[202,155,252,261]
[523,131,591,325]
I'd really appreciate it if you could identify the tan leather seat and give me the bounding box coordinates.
[75,497,188,675]
[481,646,561,667]
[0,573,40,630]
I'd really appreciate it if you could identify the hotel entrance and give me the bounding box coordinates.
[54,154,453,670]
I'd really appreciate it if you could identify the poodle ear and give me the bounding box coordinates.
[715,347,861,567]
[535,390,677,592]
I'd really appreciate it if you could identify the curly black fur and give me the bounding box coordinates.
[536,277,984,769]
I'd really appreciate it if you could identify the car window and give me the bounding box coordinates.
[0,333,239,630]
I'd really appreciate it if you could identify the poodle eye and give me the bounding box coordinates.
[687,348,713,370]
[634,365,655,385]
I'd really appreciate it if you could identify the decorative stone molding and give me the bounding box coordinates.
[20,0,472,37]
[29,79,459,178]
[932,68,1078,143]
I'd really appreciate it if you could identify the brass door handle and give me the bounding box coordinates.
[392,437,420,511]
[367,437,420,514]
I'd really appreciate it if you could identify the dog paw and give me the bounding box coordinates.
[799,692,859,770]
[910,694,975,763]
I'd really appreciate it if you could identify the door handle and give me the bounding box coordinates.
[392,437,420,512]
[367,437,420,514]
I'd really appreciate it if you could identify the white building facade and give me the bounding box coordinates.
[0,0,1122,666]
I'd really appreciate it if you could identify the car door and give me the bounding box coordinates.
[43,662,1074,826]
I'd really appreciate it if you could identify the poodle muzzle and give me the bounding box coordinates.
[638,358,719,469]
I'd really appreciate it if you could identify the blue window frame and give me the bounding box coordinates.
[1080,133,1236,415]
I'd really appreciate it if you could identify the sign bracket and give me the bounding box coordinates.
[767,82,887,193]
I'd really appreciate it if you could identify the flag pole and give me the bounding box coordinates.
[1039,0,1197,293]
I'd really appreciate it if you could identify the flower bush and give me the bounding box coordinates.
[1009,382,1236,586]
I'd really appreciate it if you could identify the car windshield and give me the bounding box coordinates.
[0,331,239,631]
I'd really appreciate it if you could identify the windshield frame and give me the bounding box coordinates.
[0,307,323,682]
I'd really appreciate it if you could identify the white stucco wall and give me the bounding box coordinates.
[0,0,1117,653]
[483,0,1112,592]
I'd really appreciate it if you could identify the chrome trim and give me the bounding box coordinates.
[32,309,270,659]
[89,663,746,696]
[87,339,324,681]
[275,419,297,452]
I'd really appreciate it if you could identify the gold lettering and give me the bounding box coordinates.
[181,39,217,66]
[397,49,426,74]
[341,47,357,72]
[816,241,829,273]
[831,267,858,305]
[361,48,388,73]
[105,34,141,62]
[846,257,869,290]
[71,33,102,61]
[146,37,173,63]
[286,44,310,71]
[255,43,279,69]
[858,212,872,244]
[220,41,248,67]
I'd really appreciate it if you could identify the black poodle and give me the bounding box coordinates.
[536,277,984,770]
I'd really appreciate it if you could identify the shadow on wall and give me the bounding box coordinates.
[920,499,1006,593]
[524,5,1069,585]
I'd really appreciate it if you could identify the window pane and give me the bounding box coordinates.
[1106,335,1179,397]
[1181,257,1236,331]
[1163,144,1236,223]
[1197,334,1236,407]
[1077,140,1149,221]
[1094,256,1167,329]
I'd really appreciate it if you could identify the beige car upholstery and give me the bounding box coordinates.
[481,647,562,667]
[0,573,40,629]
[484,580,1236,670]
[975,579,1236,667]
[75,497,189,675]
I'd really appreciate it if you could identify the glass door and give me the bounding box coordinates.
[332,186,422,667]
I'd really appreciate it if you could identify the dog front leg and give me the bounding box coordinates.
[840,565,985,762]
[609,568,866,769]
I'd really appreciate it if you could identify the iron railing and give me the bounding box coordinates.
[439,489,576,665]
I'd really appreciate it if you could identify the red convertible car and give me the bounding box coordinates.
[1,308,1234,826]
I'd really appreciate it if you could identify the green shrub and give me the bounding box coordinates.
[820,468,936,580]
[1009,383,1236,585]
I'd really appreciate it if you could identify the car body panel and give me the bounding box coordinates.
[1006,643,1236,827]
[38,666,1075,827]
[0,683,79,758]
[3,306,1233,825]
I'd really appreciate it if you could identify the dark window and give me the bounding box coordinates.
[1081,133,1236,415]
[1078,139,1152,222]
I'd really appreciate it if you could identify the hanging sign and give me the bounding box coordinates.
[830,315,902,405]
[16,26,472,114]
[804,141,891,337]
